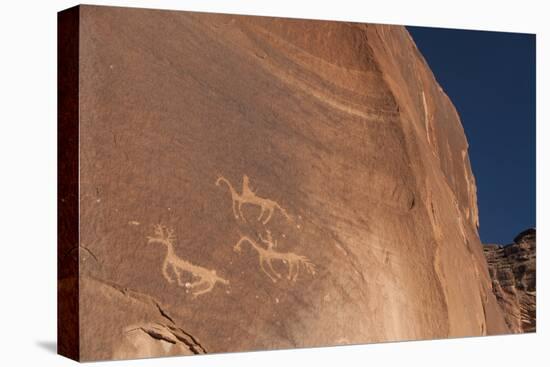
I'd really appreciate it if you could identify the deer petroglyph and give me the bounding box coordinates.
[216,175,291,224]
[147,224,229,297]
[233,231,316,283]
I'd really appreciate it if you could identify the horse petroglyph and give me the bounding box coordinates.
[216,175,292,224]
[233,231,316,283]
[147,224,229,297]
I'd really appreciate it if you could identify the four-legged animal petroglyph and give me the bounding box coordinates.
[216,175,291,224]
[141,174,314,296]
[147,224,229,297]
[233,232,316,283]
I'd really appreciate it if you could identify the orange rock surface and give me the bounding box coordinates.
[59,5,509,361]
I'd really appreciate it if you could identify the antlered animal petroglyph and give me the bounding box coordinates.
[233,231,316,283]
[147,224,229,297]
[216,175,292,224]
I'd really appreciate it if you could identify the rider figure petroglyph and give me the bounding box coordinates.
[233,232,316,283]
[216,175,292,224]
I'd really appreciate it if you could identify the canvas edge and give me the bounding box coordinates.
[57,5,81,362]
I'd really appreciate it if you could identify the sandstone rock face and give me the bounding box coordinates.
[58,5,509,361]
[484,229,536,333]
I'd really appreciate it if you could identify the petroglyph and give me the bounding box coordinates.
[215,174,316,284]
[147,224,229,297]
[233,232,316,283]
[259,230,278,250]
[216,175,292,224]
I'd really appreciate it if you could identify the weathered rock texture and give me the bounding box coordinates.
[484,228,536,333]
[58,5,509,361]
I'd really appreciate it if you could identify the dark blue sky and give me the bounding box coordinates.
[407,26,536,245]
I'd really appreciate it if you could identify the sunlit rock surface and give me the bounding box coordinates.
[63,5,510,361]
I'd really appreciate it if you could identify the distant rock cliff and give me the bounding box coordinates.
[484,228,536,333]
